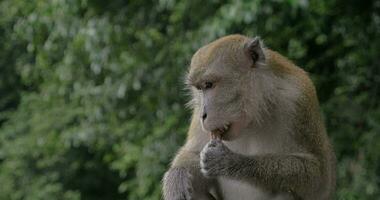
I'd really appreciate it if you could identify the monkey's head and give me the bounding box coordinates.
[187,35,270,141]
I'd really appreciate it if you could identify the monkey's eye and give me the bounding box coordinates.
[204,81,213,90]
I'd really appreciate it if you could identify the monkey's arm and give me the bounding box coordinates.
[163,147,220,200]
[236,153,321,195]
[200,140,321,198]
[163,108,222,200]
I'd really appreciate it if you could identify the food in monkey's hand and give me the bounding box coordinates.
[210,129,223,140]
[210,124,229,140]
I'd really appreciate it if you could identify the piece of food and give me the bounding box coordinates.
[210,123,231,140]
[210,129,223,140]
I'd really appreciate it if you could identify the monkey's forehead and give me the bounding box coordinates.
[190,35,249,70]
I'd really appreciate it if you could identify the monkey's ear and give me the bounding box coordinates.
[244,37,266,67]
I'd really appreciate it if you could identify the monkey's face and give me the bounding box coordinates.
[187,35,261,140]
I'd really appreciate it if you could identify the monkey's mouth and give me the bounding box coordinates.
[211,123,231,139]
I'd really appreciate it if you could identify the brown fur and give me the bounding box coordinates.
[163,34,336,200]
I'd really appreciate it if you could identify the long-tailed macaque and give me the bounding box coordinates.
[162,34,336,200]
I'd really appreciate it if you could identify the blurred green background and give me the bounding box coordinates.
[0,0,379,199]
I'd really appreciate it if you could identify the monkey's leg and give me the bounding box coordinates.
[163,149,222,200]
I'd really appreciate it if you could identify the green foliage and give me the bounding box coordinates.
[0,0,379,199]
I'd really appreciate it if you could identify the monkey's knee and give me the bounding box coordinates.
[163,168,193,200]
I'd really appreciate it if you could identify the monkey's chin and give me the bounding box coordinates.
[221,117,249,141]
[221,123,241,141]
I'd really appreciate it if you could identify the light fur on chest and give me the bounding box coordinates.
[217,177,293,200]
[223,120,298,156]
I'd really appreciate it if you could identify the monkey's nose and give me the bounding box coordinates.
[202,112,207,121]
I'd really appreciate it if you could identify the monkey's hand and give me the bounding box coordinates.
[200,139,236,177]
[163,167,193,200]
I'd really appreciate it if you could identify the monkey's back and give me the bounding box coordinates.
[267,49,336,199]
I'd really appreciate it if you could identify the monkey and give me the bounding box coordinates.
[162,34,336,200]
